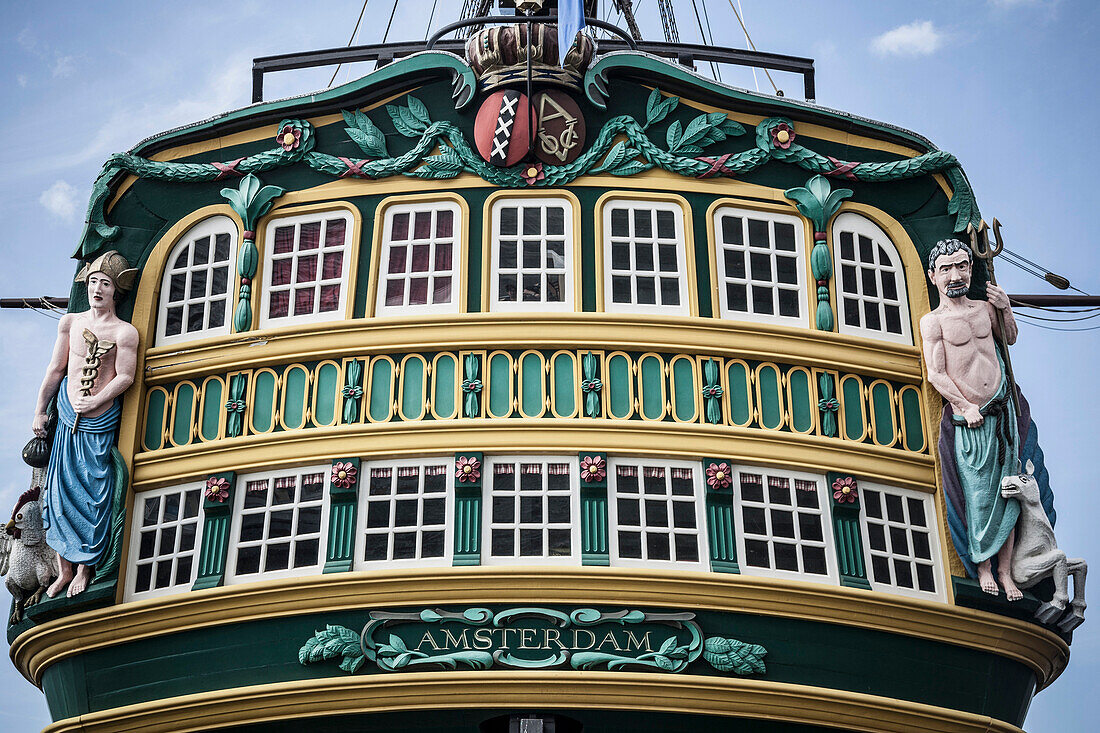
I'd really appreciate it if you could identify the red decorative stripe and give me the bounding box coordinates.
[825,155,859,180]
[338,157,369,179]
[212,158,244,180]
[695,153,735,178]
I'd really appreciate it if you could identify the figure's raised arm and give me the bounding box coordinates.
[32,314,74,436]
[920,314,984,427]
[986,283,1018,346]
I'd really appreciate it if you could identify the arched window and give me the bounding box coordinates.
[832,213,912,344]
[602,199,689,315]
[489,197,575,312]
[156,216,237,346]
[376,200,462,316]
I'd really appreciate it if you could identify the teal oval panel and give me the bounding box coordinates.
[252,371,277,432]
[199,380,223,441]
[788,370,812,433]
[871,382,896,446]
[171,383,196,446]
[841,376,865,441]
[488,353,512,418]
[552,353,576,417]
[433,354,457,419]
[520,353,544,417]
[283,366,309,430]
[143,389,167,451]
[671,357,696,421]
[901,388,925,452]
[607,354,631,419]
[639,355,664,420]
[314,363,339,426]
[369,359,393,422]
[726,363,751,426]
[757,366,782,430]
[401,357,426,420]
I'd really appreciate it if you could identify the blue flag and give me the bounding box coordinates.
[558,0,586,66]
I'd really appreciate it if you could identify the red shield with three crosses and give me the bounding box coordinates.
[474,90,534,167]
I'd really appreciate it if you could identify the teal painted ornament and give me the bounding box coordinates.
[785,174,853,332]
[220,173,285,333]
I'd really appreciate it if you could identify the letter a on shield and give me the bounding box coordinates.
[475,90,533,167]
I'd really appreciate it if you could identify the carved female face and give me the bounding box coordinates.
[927,250,972,299]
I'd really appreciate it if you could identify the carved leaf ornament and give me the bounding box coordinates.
[76,88,980,258]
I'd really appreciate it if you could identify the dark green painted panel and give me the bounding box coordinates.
[368,359,393,422]
[841,376,865,442]
[607,354,632,419]
[143,388,167,451]
[726,362,751,426]
[756,365,782,430]
[552,353,577,417]
[199,380,223,441]
[488,353,512,418]
[871,382,895,446]
[401,357,426,420]
[787,370,812,433]
[639,355,664,420]
[171,383,196,446]
[520,353,544,417]
[671,357,696,422]
[433,354,457,419]
[901,388,925,452]
[252,371,277,433]
[282,366,309,430]
[314,362,340,426]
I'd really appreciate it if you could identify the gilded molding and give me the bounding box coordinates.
[12,568,1067,691]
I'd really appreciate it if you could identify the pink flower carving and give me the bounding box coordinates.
[521,162,545,186]
[205,476,229,503]
[580,455,606,483]
[456,456,481,482]
[770,122,795,150]
[832,476,858,503]
[331,462,358,489]
[706,462,732,490]
[277,125,302,152]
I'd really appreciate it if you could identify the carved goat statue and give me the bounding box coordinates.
[1000,461,1087,632]
[1,470,60,625]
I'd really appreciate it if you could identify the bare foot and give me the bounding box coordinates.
[999,573,1023,601]
[67,565,92,597]
[47,569,72,598]
[977,561,1000,595]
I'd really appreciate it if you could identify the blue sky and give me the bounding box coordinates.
[1,1,1096,730]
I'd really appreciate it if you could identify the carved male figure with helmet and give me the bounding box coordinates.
[31,251,138,598]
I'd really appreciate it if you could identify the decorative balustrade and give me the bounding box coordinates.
[139,347,927,456]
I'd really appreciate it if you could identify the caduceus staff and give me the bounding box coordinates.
[968,218,1021,418]
[71,329,115,433]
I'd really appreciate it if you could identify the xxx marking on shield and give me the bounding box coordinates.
[475,90,533,167]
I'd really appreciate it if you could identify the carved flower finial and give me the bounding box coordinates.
[770,122,795,150]
[277,125,302,152]
[580,455,606,483]
[456,456,481,482]
[832,476,858,503]
[331,462,358,489]
[522,162,545,186]
[706,462,732,490]
[205,476,229,503]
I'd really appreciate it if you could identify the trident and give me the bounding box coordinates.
[968,218,1021,418]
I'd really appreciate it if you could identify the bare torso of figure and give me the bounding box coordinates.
[925,299,1001,408]
[64,314,130,418]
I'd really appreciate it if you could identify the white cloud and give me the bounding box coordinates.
[16,27,37,54]
[16,74,27,88]
[871,20,944,57]
[51,55,75,78]
[39,180,80,222]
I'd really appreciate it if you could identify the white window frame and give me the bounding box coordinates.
[607,457,708,570]
[832,212,912,344]
[156,215,237,346]
[713,206,808,327]
[858,482,944,600]
[732,466,837,583]
[482,455,581,566]
[354,457,454,569]
[226,465,330,584]
[124,483,204,601]
[602,200,690,315]
[375,201,461,316]
[259,210,353,328]
[489,197,575,312]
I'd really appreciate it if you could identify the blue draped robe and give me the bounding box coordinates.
[42,378,121,566]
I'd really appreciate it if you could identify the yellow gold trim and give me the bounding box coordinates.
[481,189,584,313]
[12,568,1066,692]
[367,191,472,317]
[41,674,1024,733]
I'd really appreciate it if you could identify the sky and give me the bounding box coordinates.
[1,0,1097,730]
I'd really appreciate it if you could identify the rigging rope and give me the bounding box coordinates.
[328,0,371,87]
[725,0,778,93]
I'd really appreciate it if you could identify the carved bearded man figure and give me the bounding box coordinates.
[32,251,138,598]
[920,239,1021,599]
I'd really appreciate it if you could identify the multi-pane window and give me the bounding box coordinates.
[714,207,806,326]
[861,484,940,598]
[833,213,911,343]
[357,461,452,566]
[229,468,328,581]
[608,460,705,568]
[157,216,236,345]
[485,458,579,564]
[603,201,688,314]
[490,198,573,310]
[377,202,460,315]
[734,469,833,580]
[260,211,352,327]
[126,484,203,599]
